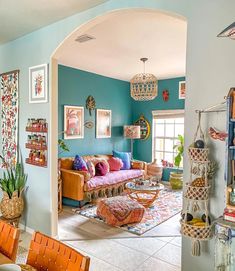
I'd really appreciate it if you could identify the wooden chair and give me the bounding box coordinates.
[0,219,20,262]
[26,232,90,271]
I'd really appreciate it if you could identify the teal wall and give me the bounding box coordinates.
[58,65,132,156]
[132,77,185,162]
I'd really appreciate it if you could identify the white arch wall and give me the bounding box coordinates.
[0,1,234,270]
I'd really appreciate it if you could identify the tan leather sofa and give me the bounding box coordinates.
[60,154,147,202]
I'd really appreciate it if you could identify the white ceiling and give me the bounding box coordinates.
[0,0,108,44]
[56,9,187,81]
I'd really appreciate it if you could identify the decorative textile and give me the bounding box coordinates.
[113,150,131,170]
[97,196,145,226]
[79,188,182,235]
[0,70,19,167]
[86,160,95,177]
[84,169,143,191]
[73,155,88,171]
[108,157,123,171]
[90,158,110,172]
[95,161,108,176]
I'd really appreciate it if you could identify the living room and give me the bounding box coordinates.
[0,1,234,271]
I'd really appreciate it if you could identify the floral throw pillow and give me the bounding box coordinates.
[73,155,88,171]
[86,160,96,177]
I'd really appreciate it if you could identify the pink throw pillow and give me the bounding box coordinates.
[95,162,108,176]
[86,160,96,177]
[108,157,123,171]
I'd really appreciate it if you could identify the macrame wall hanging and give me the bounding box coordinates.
[181,112,215,256]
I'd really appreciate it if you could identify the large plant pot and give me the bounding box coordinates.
[170,172,183,190]
[0,191,24,219]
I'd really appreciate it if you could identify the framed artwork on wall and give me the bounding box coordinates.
[29,64,48,103]
[179,81,186,99]
[64,105,84,139]
[134,114,150,140]
[96,109,112,138]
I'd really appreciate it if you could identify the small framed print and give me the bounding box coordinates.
[64,106,84,139]
[29,64,48,103]
[179,81,186,99]
[96,109,112,138]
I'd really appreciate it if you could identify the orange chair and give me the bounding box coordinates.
[0,220,20,262]
[25,232,90,271]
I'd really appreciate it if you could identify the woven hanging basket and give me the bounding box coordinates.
[185,183,210,201]
[181,220,212,240]
[0,191,24,219]
[188,147,209,162]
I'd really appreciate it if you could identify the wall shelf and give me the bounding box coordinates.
[26,158,47,168]
[25,143,47,151]
[26,127,47,133]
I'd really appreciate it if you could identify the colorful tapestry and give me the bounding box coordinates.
[78,187,182,235]
[0,70,19,167]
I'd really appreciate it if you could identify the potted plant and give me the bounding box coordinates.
[170,134,184,189]
[0,161,27,219]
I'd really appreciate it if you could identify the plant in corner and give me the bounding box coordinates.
[0,158,28,219]
[170,134,184,190]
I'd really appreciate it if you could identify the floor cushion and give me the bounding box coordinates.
[97,196,145,226]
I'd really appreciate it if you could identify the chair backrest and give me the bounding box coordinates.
[27,232,90,271]
[0,220,20,262]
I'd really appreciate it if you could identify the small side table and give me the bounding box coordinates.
[0,215,21,228]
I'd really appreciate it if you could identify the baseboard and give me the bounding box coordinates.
[19,223,34,234]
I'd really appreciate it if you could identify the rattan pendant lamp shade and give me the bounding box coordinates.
[130,58,158,101]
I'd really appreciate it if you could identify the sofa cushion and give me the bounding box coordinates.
[86,160,96,177]
[95,161,108,176]
[84,169,143,191]
[108,157,123,171]
[91,158,110,172]
[113,150,131,170]
[73,155,88,171]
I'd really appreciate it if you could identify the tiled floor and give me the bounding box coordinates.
[58,206,182,271]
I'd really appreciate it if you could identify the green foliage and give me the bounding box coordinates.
[58,139,69,154]
[0,162,27,198]
[173,134,184,169]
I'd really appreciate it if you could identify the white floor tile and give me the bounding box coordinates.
[136,257,180,271]
[153,243,181,267]
[170,237,182,247]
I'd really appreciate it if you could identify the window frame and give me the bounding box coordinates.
[152,110,184,167]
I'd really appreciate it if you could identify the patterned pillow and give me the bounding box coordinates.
[86,160,96,177]
[108,157,123,171]
[73,155,88,171]
[113,150,131,170]
[95,161,108,176]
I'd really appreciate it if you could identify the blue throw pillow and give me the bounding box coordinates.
[73,155,88,171]
[113,150,131,170]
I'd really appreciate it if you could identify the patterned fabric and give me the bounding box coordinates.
[97,196,145,226]
[73,155,88,171]
[95,161,108,176]
[79,187,182,235]
[0,71,19,168]
[108,157,123,171]
[86,160,95,177]
[84,169,143,191]
[113,150,131,170]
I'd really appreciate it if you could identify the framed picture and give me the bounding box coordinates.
[96,109,112,138]
[64,106,84,139]
[29,64,48,103]
[179,81,186,99]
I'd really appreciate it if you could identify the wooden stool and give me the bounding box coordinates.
[0,215,21,228]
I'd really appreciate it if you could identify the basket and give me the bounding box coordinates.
[0,191,24,219]
[181,220,212,240]
[188,147,209,162]
[185,183,210,200]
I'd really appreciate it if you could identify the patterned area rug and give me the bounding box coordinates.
[78,188,182,235]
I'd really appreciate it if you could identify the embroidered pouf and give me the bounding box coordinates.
[97,196,145,226]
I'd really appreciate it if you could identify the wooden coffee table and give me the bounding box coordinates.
[126,181,164,208]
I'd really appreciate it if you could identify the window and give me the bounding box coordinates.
[152,110,184,166]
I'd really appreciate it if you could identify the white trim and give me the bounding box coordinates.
[19,223,34,235]
[152,109,184,118]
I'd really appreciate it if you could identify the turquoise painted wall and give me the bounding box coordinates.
[132,77,185,162]
[58,65,132,156]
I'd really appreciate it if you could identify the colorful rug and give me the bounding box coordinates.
[77,188,182,235]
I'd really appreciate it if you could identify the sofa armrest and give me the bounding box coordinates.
[61,169,87,201]
[131,160,147,176]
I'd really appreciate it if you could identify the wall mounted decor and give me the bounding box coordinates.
[64,106,84,139]
[29,64,48,103]
[217,22,235,39]
[86,95,96,116]
[179,81,186,99]
[162,89,169,102]
[96,109,112,138]
[134,114,150,140]
[84,120,94,129]
[25,118,48,167]
[0,70,19,168]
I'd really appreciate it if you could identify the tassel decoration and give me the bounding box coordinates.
[192,239,201,256]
